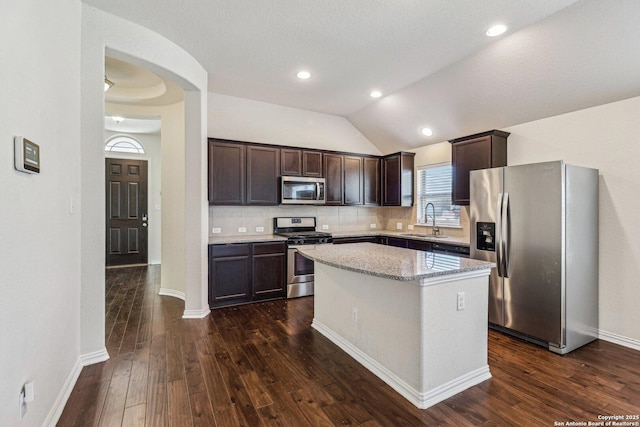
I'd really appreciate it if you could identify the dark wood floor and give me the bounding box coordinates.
[58,265,640,426]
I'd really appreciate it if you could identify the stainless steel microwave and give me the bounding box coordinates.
[281,176,326,205]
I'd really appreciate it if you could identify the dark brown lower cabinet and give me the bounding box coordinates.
[386,237,409,248]
[209,242,286,308]
[407,239,432,251]
[333,236,380,244]
[252,242,286,300]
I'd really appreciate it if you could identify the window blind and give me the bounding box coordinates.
[417,164,460,227]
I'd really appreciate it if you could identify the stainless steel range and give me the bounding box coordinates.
[273,217,333,298]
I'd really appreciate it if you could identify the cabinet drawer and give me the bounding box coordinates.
[211,243,251,257]
[253,241,286,255]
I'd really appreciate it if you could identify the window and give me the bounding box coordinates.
[417,163,460,227]
[105,136,145,154]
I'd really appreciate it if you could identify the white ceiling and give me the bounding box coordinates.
[87,0,640,152]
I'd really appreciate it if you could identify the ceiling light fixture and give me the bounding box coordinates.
[104,75,114,91]
[421,127,434,137]
[486,24,507,37]
[296,70,311,80]
[370,90,382,98]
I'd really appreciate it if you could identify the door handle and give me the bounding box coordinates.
[316,182,321,201]
[495,193,503,277]
[502,193,511,278]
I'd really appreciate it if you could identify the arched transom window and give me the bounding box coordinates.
[105,135,145,154]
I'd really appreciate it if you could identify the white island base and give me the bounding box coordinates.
[311,262,492,410]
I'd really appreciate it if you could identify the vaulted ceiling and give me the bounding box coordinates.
[88,0,640,153]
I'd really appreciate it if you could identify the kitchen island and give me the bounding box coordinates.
[297,243,495,410]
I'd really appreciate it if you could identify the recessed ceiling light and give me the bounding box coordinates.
[296,70,311,80]
[370,90,382,98]
[421,127,434,137]
[486,24,507,37]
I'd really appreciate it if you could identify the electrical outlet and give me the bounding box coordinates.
[322,224,329,230]
[238,227,247,233]
[370,223,377,229]
[352,307,358,322]
[408,224,414,230]
[211,227,221,234]
[256,226,264,232]
[396,222,403,230]
[457,292,465,311]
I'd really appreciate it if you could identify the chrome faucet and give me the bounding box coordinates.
[425,202,440,236]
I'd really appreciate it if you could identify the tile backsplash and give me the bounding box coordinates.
[209,205,470,238]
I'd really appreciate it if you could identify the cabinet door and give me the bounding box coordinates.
[451,136,492,205]
[209,140,246,205]
[247,146,280,205]
[344,155,363,205]
[324,154,344,205]
[407,239,432,251]
[382,155,400,206]
[386,237,408,248]
[252,242,286,299]
[333,236,378,244]
[281,148,302,176]
[209,244,251,307]
[303,151,323,177]
[363,157,381,206]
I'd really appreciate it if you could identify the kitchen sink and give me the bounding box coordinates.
[400,233,448,239]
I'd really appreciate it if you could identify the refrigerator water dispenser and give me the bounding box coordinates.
[477,222,495,251]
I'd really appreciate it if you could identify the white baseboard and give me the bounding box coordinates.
[312,319,491,409]
[44,348,109,426]
[598,329,640,352]
[44,356,83,427]
[81,348,110,366]
[159,288,185,300]
[183,308,210,319]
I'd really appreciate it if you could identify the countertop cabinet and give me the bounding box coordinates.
[324,153,344,205]
[252,242,286,299]
[209,242,286,308]
[280,148,324,177]
[333,236,380,244]
[363,157,381,206]
[450,130,509,205]
[343,155,363,205]
[382,152,415,206]
[303,150,323,177]
[247,145,280,205]
[208,140,246,205]
[209,244,251,307]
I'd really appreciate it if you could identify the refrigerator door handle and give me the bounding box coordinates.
[502,192,511,278]
[496,192,504,277]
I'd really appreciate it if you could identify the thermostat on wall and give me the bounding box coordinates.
[14,136,40,174]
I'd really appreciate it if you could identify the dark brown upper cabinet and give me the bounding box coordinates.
[343,155,363,205]
[363,157,381,206]
[324,153,344,205]
[281,148,302,176]
[449,130,509,205]
[302,150,323,177]
[208,140,246,205]
[280,148,323,177]
[246,145,280,205]
[382,152,415,206]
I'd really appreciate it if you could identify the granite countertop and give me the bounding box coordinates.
[208,235,287,245]
[297,242,493,282]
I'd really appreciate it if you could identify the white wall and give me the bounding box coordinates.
[208,93,382,155]
[104,131,162,264]
[505,95,640,347]
[0,1,82,425]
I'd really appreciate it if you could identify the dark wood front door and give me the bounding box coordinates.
[105,158,148,266]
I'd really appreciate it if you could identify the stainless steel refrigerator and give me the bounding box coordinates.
[470,161,598,354]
